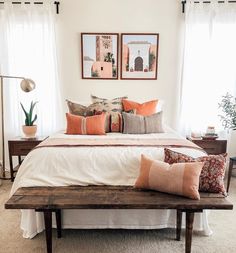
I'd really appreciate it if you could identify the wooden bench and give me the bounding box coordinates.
[5,186,233,253]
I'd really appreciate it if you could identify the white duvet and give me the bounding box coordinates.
[11,128,212,239]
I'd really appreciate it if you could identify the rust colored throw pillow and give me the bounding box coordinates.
[135,155,203,200]
[122,99,158,116]
[164,148,227,195]
[66,113,106,135]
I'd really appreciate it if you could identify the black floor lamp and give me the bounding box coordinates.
[0,75,36,180]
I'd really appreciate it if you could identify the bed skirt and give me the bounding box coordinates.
[21,209,212,239]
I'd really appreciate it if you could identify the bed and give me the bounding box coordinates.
[10,126,212,239]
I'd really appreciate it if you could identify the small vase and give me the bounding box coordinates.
[22,125,37,138]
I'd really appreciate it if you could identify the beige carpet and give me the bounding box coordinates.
[1,178,236,253]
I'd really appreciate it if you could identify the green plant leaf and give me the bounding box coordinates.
[29,101,38,125]
[31,114,37,125]
[20,102,30,126]
[20,102,28,119]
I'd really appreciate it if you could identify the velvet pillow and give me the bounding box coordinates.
[164,148,227,195]
[135,155,203,200]
[122,99,158,116]
[122,111,164,134]
[66,113,106,135]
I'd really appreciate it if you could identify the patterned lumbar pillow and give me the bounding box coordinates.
[66,113,106,135]
[164,148,227,195]
[122,111,164,134]
[135,154,203,200]
[110,112,123,132]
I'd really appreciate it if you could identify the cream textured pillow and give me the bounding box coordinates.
[135,155,204,200]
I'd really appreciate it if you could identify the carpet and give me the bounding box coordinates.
[0,178,236,253]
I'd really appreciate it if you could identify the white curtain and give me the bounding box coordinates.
[179,1,236,135]
[0,1,63,168]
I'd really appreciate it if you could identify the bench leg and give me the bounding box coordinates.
[227,159,233,193]
[185,212,194,253]
[55,210,62,238]
[176,210,182,241]
[44,211,52,253]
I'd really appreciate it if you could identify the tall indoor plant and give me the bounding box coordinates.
[20,101,38,138]
[219,93,236,156]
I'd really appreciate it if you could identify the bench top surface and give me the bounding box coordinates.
[5,186,233,210]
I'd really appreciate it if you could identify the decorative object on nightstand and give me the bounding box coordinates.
[218,93,236,157]
[20,101,38,138]
[186,136,227,155]
[0,75,36,180]
[227,157,236,193]
[202,126,218,140]
[8,136,47,181]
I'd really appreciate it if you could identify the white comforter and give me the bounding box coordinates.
[11,129,212,239]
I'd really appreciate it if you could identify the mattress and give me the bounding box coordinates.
[11,127,212,239]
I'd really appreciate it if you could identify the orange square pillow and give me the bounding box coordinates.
[122,99,158,116]
[66,113,106,135]
[135,155,204,200]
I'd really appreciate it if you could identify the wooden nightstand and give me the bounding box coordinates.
[8,136,47,181]
[186,136,227,155]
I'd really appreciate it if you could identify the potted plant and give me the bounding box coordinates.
[20,101,38,138]
[218,93,236,156]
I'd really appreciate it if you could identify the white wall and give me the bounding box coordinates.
[56,0,183,127]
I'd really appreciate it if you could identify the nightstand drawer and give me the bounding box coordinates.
[186,136,227,155]
[203,144,221,155]
[9,141,41,156]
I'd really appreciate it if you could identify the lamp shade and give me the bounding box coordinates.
[20,78,36,92]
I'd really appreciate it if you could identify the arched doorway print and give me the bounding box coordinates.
[134,57,143,71]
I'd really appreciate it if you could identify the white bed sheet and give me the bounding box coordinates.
[11,128,212,239]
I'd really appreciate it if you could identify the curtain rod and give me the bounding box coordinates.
[0,1,60,14]
[182,1,236,13]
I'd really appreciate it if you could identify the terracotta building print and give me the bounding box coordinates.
[82,34,118,79]
[121,34,159,79]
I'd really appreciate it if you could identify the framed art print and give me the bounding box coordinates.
[81,33,119,79]
[121,33,159,80]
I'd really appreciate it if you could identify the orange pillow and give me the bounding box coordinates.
[66,113,106,135]
[135,155,204,200]
[122,99,158,116]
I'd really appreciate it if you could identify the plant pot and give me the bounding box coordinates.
[22,125,37,138]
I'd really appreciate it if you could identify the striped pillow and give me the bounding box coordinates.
[66,113,106,135]
[135,155,204,200]
[122,111,164,134]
